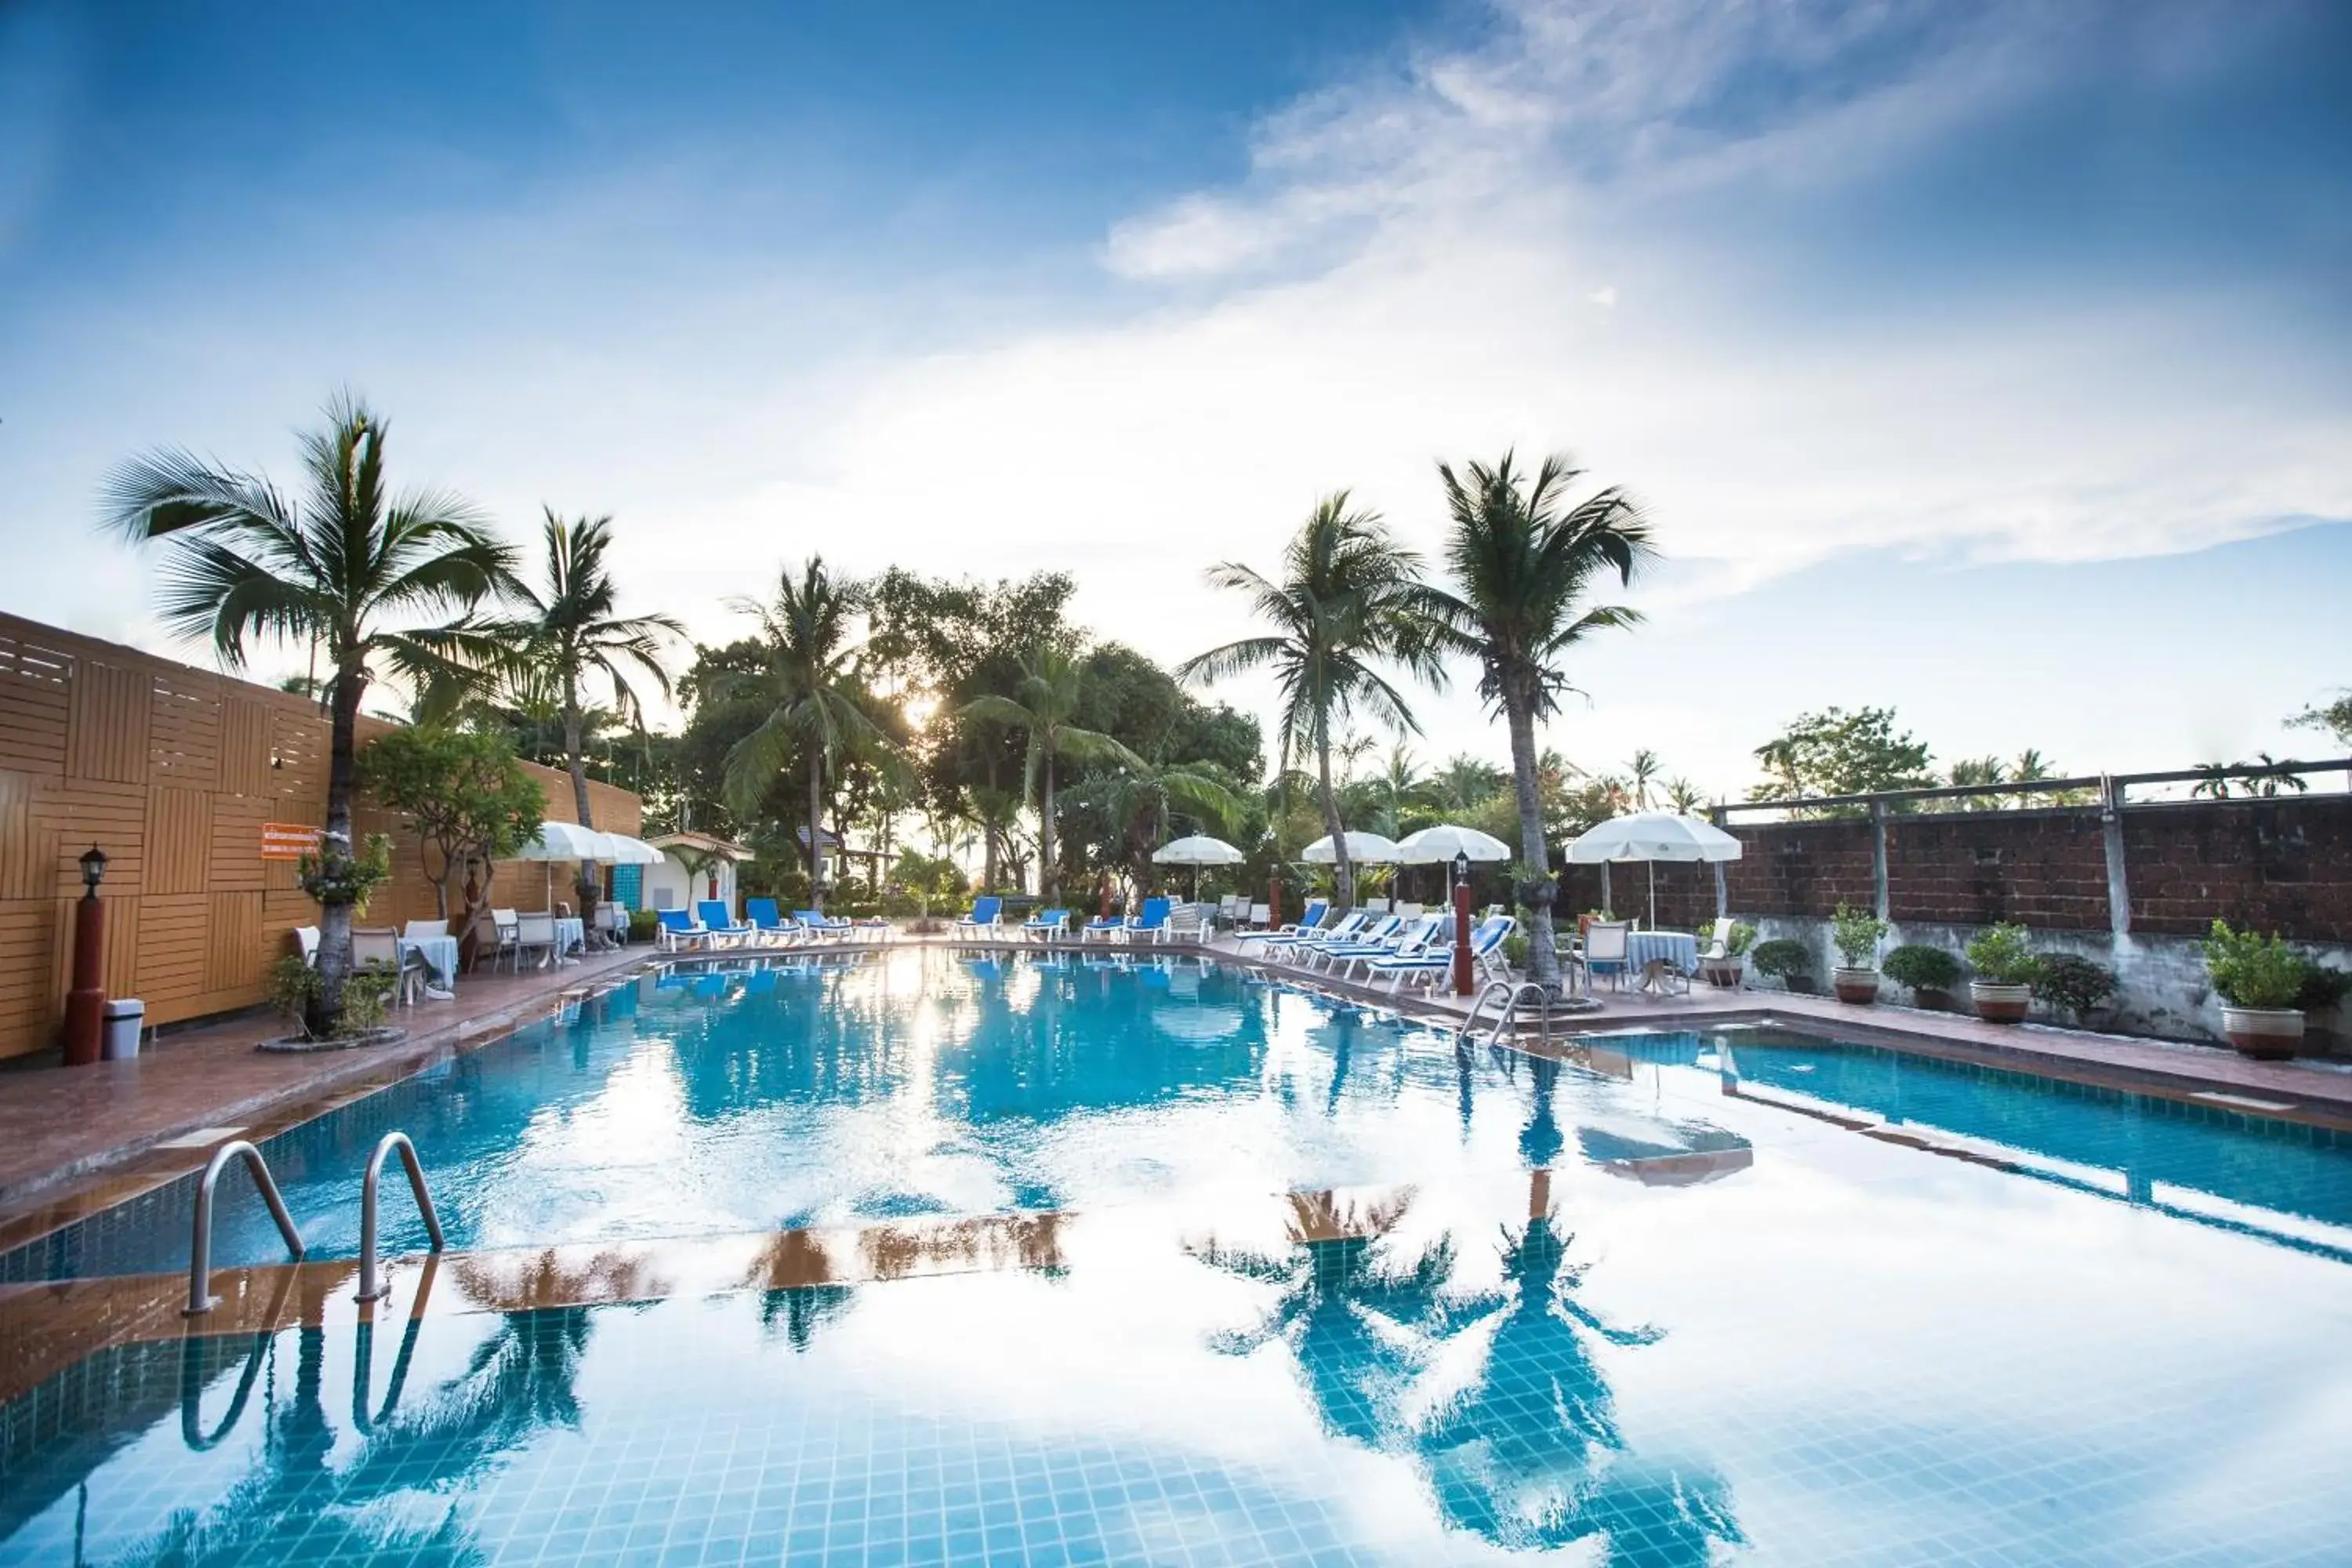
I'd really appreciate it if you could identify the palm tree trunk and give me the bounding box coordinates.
[807,748,826,912]
[313,660,365,1033]
[1040,754,1058,902]
[1504,693,1561,988]
[1315,723,1354,910]
[564,695,600,930]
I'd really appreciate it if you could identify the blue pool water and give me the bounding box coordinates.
[4,948,2351,1565]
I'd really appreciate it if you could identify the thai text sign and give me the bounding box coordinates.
[259,822,323,860]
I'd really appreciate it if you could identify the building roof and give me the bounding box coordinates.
[648,830,754,862]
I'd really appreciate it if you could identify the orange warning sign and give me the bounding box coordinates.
[259,822,323,860]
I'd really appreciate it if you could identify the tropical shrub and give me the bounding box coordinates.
[1882,944,1962,998]
[2202,920,2311,1011]
[1751,939,1813,985]
[339,971,397,1034]
[2299,964,2352,1014]
[1724,921,1758,958]
[2034,953,2117,1023]
[267,955,321,1040]
[1965,923,2042,987]
[1831,902,1889,967]
[629,908,660,943]
[1504,931,1530,971]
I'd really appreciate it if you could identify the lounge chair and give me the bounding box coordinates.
[697,900,758,947]
[1301,913,1402,971]
[1330,914,1447,982]
[1123,896,1171,944]
[655,909,711,953]
[1370,915,1515,994]
[1163,903,1211,944]
[1080,910,1126,942]
[795,908,855,942]
[1235,900,1329,953]
[1022,908,1070,942]
[514,913,561,971]
[744,898,795,944]
[954,895,1004,938]
[1276,909,1368,963]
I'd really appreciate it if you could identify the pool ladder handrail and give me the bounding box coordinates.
[356,1130,445,1303]
[184,1140,304,1316]
[1461,978,1573,1051]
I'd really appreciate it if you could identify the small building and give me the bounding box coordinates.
[643,831,753,914]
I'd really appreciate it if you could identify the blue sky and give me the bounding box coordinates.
[1,0,2347,798]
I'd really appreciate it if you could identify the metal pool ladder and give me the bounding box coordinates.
[1461,978,1589,1050]
[184,1140,304,1316]
[356,1131,445,1303]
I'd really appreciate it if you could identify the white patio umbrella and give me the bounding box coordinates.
[1397,822,1513,902]
[512,820,611,910]
[1152,833,1245,901]
[596,833,666,865]
[1299,830,1403,863]
[1565,811,1742,926]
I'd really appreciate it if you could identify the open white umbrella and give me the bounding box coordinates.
[597,833,666,866]
[512,821,611,912]
[1300,830,1403,863]
[1152,834,1245,901]
[1395,825,1512,864]
[1566,811,1742,926]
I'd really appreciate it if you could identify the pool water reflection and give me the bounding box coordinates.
[3,950,2350,1563]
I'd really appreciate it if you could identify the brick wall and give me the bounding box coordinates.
[1632,794,2352,944]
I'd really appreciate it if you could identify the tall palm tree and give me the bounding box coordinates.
[1427,452,1653,990]
[722,557,889,909]
[103,394,517,1030]
[483,510,681,916]
[1179,494,1439,909]
[1073,756,1244,898]
[960,646,1141,902]
[1665,776,1704,815]
[1624,748,1662,810]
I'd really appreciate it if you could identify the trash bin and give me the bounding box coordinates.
[101,998,145,1060]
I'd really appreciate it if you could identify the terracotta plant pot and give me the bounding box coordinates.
[1971,981,2032,1024]
[1833,966,1881,1005]
[1701,958,1744,989]
[2220,1005,2304,1060]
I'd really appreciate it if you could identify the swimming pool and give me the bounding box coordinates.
[4,948,2350,1564]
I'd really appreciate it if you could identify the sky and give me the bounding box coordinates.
[1,0,2347,801]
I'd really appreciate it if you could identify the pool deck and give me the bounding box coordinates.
[3,929,2350,1256]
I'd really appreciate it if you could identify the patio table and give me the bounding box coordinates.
[554,916,586,967]
[398,935,461,998]
[1626,930,1698,993]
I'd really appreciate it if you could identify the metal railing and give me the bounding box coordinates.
[356,1131,445,1303]
[1712,755,2352,822]
[183,1140,304,1316]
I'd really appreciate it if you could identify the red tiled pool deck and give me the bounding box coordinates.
[4,931,2350,1259]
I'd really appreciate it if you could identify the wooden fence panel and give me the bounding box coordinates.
[64,662,151,785]
[0,613,644,1058]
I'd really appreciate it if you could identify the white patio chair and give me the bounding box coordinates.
[293,925,321,967]
[351,927,426,1006]
[488,908,521,972]
[514,913,559,971]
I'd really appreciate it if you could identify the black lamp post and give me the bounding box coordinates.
[64,844,109,1066]
[1450,849,1474,996]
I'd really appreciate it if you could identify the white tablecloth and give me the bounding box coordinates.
[399,935,460,990]
[554,916,586,964]
[1626,931,1699,975]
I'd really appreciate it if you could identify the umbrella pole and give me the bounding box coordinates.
[1649,862,1657,929]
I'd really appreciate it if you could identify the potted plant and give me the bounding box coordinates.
[1700,922,1757,987]
[2202,920,2312,1058]
[1965,922,2041,1023]
[1751,938,1814,993]
[2034,953,2117,1029]
[1882,944,1962,1007]
[1830,902,1889,1004]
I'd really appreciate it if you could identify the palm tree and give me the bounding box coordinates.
[103,394,517,1031]
[1427,452,1653,990]
[1665,776,1703,815]
[1179,494,1439,909]
[960,646,1142,902]
[1624,748,1662,810]
[722,557,890,909]
[479,510,681,917]
[1073,757,1244,898]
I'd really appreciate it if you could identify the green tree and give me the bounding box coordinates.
[356,727,544,921]
[1948,753,2008,810]
[1624,748,1662,811]
[103,394,517,1032]
[1426,452,1651,990]
[2288,691,2352,749]
[1180,493,1440,910]
[1664,776,1704,815]
[478,510,681,917]
[1434,753,1510,816]
[960,645,1143,902]
[1071,756,1246,898]
[1750,706,1935,811]
[722,557,893,910]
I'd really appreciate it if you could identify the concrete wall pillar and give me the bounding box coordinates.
[1870,799,1890,921]
[2101,774,2131,936]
